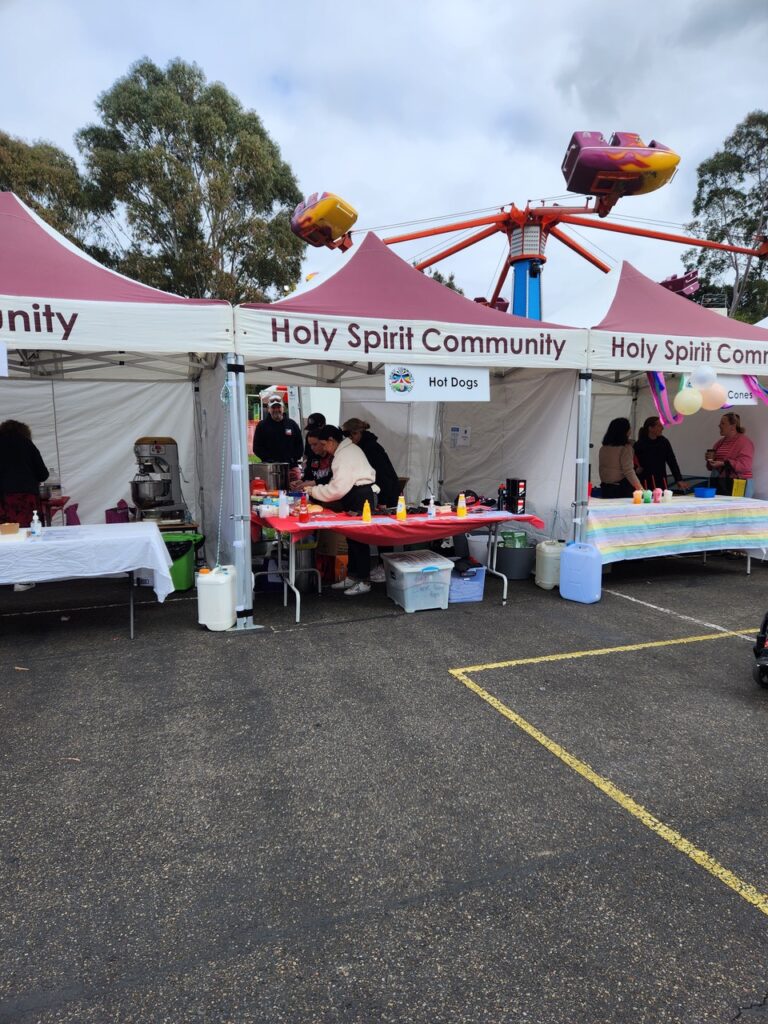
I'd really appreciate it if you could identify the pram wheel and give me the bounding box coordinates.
[752,663,768,687]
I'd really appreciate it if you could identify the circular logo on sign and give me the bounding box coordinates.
[388,366,414,393]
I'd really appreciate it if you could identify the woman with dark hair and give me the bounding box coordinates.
[0,419,49,526]
[706,412,755,496]
[598,417,642,498]
[302,425,376,596]
[634,416,690,491]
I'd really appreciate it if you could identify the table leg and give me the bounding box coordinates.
[129,571,135,640]
[483,523,508,605]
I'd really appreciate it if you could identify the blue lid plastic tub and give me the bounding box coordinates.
[694,486,716,498]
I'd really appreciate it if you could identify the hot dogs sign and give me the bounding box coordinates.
[385,364,490,402]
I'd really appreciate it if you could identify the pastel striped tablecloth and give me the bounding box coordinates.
[585,496,768,564]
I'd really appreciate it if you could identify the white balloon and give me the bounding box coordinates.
[690,364,716,389]
[673,388,703,415]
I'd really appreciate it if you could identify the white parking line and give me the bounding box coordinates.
[603,588,754,641]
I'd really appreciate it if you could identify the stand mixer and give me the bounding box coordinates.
[130,437,187,522]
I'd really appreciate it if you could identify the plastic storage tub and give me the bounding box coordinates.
[163,531,203,591]
[196,565,237,630]
[496,546,535,580]
[694,486,716,498]
[466,532,490,565]
[449,564,486,603]
[559,542,602,604]
[382,550,453,613]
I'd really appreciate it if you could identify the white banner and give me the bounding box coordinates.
[236,308,586,369]
[720,375,758,405]
[384,363,489,402]
[590,330,768,374]
[0,296,233,353]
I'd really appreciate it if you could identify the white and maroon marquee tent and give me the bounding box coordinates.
[0,193,256,628]
[236,232,589,535]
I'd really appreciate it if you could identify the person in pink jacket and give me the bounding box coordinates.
[706,412,755,496]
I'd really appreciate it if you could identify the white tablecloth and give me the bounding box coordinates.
[0,522,174,601]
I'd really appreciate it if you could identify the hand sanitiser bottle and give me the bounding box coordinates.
[427,495,436,518]
[30,510,42,537]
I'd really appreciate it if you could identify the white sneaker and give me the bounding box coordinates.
[344,581,371,597]
[13,582,35,592]
[331,577,355,590]
[369,565,386,583]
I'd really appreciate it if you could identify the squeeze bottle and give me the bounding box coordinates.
[427,495,436,518]
[396,494,407,521]
[456,493,467,518]
[362,499,372,523]
[299,494,309,522]
[30,510,42,537]
[497,484,506,511]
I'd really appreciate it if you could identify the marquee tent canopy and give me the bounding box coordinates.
[590,261,768,375]
[236,232,586,371]
[0,192,232,361]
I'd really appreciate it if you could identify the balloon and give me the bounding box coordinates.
[700,383,727,410]
[690,364,716,389]
[673,388,703,415]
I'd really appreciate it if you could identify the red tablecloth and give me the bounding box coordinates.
[255,509,544,546]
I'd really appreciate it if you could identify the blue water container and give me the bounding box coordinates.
[559,542,602,604]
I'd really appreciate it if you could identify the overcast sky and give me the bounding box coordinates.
[1,0,766,325]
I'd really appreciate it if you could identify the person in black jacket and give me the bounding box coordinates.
[0,419,49,527]
[634,416,691,492]
[342,418,400,507]
[253,397,303,467]
[342,418,400,583]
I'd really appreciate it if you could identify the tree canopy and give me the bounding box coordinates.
[683,110,768,322]
[74,58,305,303]
[0,131,94,244]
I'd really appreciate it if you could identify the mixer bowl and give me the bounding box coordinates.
[131,479,170,508]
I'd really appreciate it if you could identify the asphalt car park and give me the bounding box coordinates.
[1,554,767,1023]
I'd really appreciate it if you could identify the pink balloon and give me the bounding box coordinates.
[700,383,727,410]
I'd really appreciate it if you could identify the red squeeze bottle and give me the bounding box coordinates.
[299,494,309,523]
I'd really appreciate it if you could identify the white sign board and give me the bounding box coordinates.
[720,375,758,405]
[0,342,7,377]
[384,364,489,402]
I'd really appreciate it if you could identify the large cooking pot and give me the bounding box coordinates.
[249,462,290,491]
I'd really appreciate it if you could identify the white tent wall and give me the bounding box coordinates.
[0,378,199,524]
[339,386,439,504]
[439,370,580,541]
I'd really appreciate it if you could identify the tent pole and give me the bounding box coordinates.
[573,369,592,544]
[226,353,261,632]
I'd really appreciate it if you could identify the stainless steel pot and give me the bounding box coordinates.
[131,478,170,508]
[249,462,290,491]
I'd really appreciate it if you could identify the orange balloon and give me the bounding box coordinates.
[700,383,727,410]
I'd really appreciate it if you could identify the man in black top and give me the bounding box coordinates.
[252,397,303,467]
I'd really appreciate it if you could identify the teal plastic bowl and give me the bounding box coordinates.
[694,486,716,498]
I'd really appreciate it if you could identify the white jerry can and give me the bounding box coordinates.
[196,564,237,631]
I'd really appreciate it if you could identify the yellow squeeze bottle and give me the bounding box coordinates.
[456,493,467,518]
[362,499,372,522]
[396,494,407,521]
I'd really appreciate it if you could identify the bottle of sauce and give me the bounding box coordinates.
[456,493,467,518]
[362,499,372,523]
[497,483,506,510]
[299,494,309,522]
[396,494,407,521]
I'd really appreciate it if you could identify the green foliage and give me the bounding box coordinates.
[76,57,305,302]
[683,111,768,321]
[0,131,95,244]
[426,268,465,294]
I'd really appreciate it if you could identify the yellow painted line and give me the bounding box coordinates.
[450,625,768,916]
[455,626,756,675]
